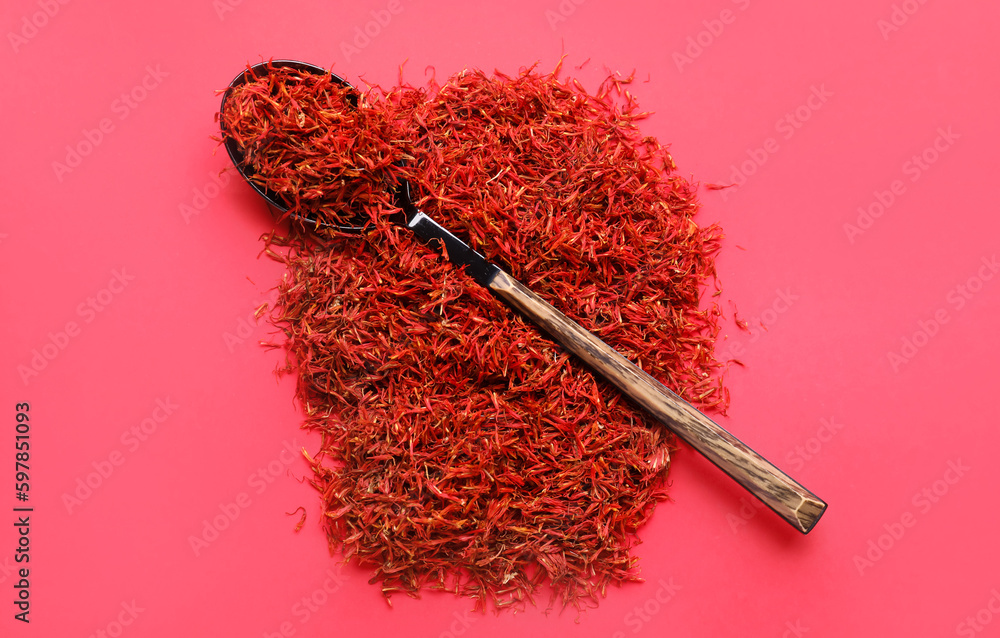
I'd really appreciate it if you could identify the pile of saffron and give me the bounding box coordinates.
[220,62,726,611]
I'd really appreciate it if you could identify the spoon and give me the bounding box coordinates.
[220,60,828,534]
[220,60,369,232]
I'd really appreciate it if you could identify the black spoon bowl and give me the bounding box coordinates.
[220,59,370,232]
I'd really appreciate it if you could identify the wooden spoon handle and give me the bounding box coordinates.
[487,269,827,533]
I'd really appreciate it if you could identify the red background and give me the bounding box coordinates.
[2,1,998,636]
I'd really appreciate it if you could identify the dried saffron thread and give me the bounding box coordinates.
[220,61,727,611]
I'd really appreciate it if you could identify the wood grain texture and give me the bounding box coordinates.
[487,269,827,533]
